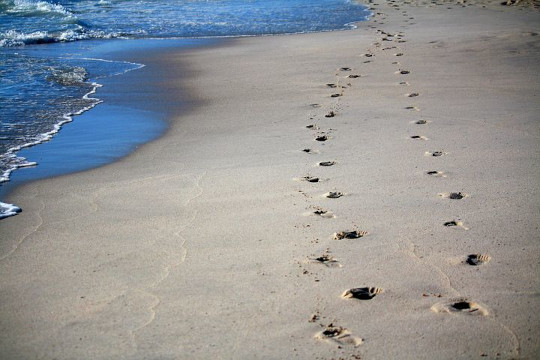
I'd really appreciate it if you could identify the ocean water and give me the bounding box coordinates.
[0,0,371,218]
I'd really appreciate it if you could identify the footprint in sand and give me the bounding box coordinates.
[325,191,344,199]
[397,70,410,75]
[348,74,361,79]
[395,53,404,56]
[308,253,342,267]
[342,287,383,300]
[407,92,420,97]
[315,324,363,347]
[326,83,337,88]
[425,151,446,157]
[310,103,321,108]
[399,81,410,86]
[301,176,320,183]
[325,111,336,118]
[466,254,491,266]
[443,220,468,229]
[331,93,342,98]
[340,67,352,71]
[414,119,429,125]
[431,299,488,316]
[318,161,336,167]
[315,135,329,142]
[309,206,336,218]
[333,230,368,240]
[405,106,420,111]
[363,53,374,58]
[410,135,428,140]
[439,192,467,200]
[302,148,320,154]
[306,124,319,130]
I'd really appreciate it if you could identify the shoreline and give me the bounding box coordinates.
[1,1,539,358]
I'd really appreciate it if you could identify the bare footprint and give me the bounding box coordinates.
[466,254,490,266]
[308,253,342,267]
[309,206,336,218]
[306,124,319,130]
[395,53,404,56]
[405,106,420,111]
[439,192,467,200]
[302,148,320,154]
[444,220,468,229]
[414,119,429,125]
[315,324,363,347]
[410,135,428,140]
[325,111,336,118]
[407,92,420,97]
[318,161,336,167]
[333,230,368,240]
[340,67,352,71]
[315,135,329,142]
[342,287,383,300]
[348,74,361,79]
[331,93,342,98]
[431,299,488,316]
[397,70,410,75]
[425,151,446,157]
[325,191,344,199]
[301,176,320,183]
[327,83,337,88]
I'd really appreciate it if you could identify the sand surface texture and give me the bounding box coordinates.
[1,1,539,359]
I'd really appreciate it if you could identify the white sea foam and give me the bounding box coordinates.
[0,201,21,219]
[9,0,72,16]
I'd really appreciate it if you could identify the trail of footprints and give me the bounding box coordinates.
[295,0,492,352]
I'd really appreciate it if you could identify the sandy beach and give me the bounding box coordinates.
[1,0,539,358]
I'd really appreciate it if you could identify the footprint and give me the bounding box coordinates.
[309,253,342,267]
[310,103,321,108]
[407,92,419,97]
[348,74,361,78]
[302,148,320,154]
[330,93,342,98]
[466,254,490,266]
[431,299,488,316]
[325,191,344,199]
[310,206,336,218]
[315,324,363,347]
[318,161,336,167]
[395,53,404,56]
[397,70,410,75]
[364,53,374,57]
[399,81,410,85]
[342,287,383,300]
[325,111,336,118]
[306,124,319,130]
[410,135,428,140]
[414,120,429,125]
[302,176,320,183]
[327,83,337,88]
[315,135,329,142]
[443,220,468,229]
[425,151,446,157]
[340,67,352,71]
[333,230,368,240]
[405,106,420,111]
[439,192,467,200]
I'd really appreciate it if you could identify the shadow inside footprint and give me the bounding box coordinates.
[348,74,361,78]
[315,324,363,347]
[316,135,329,142]
[340,67,351,71]
[310,253,342,267]
[302,176,320,183]
[466,254,490,266]
[431,299,488,316]
[415,120,428,125]
[325,111,336,118]
[325,191,343,198]
[318,161,336,167]
[333,230,367,240]
[342,287,383,300]
[449,192,466,199]
[327,83,337,88]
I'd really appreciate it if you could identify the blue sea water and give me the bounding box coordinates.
[0,0,371,218]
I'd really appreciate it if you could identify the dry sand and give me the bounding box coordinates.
[1,1,539,359]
